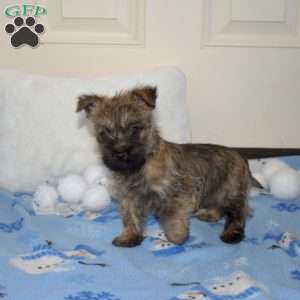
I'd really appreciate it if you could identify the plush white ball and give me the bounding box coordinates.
[58,175,87,203]
[82,185,111,212]
[262,159,290,181]
[33,183,58,209]
[269,168,300,200]
[83,165,110,186]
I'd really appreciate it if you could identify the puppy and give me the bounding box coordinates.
[77,86,254,247]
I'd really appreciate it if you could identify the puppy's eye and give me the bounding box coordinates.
[98,127,113,139]
[129,123,144,135]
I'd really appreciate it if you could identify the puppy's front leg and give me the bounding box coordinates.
[113,198,145,247]
[161,213,189,245]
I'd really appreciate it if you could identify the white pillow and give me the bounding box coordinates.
[0,67,191,192]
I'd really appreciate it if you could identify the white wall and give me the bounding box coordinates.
[1,0,300,147]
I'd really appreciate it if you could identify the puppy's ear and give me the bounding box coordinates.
[76,95,104,117]
[131,86,157,109]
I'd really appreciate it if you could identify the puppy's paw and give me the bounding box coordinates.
[165,231,188,245]
[195,209,223,223]
[112,235,144,247]
[220,227,244,244]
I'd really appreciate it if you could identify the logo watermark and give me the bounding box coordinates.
[4,4,47,48]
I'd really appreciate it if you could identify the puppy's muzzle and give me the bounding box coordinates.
[113,150,130,161]
[103,145,146,173]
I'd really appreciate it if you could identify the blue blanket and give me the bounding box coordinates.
[1,157,300,300]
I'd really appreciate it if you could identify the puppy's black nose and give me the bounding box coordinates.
[113,151,129,160]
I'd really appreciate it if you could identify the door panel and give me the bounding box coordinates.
[0,0,299,146]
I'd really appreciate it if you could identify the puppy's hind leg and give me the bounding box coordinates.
[220,201,247,244]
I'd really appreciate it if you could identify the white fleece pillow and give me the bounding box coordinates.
[0,67,190,192]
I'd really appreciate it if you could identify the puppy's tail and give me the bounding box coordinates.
[233,148,300,159]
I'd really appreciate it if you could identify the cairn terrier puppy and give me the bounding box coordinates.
[77,86,254,247]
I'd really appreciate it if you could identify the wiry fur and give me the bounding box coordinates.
[77,86,252,246]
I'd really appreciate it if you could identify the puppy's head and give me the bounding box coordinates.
[77,86,157,173]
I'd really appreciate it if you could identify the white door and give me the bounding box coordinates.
[1,0,299,146]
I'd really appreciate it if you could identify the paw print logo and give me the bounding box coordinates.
[5,16,45,48]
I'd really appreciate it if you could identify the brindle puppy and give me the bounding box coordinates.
[77,86,254,247]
